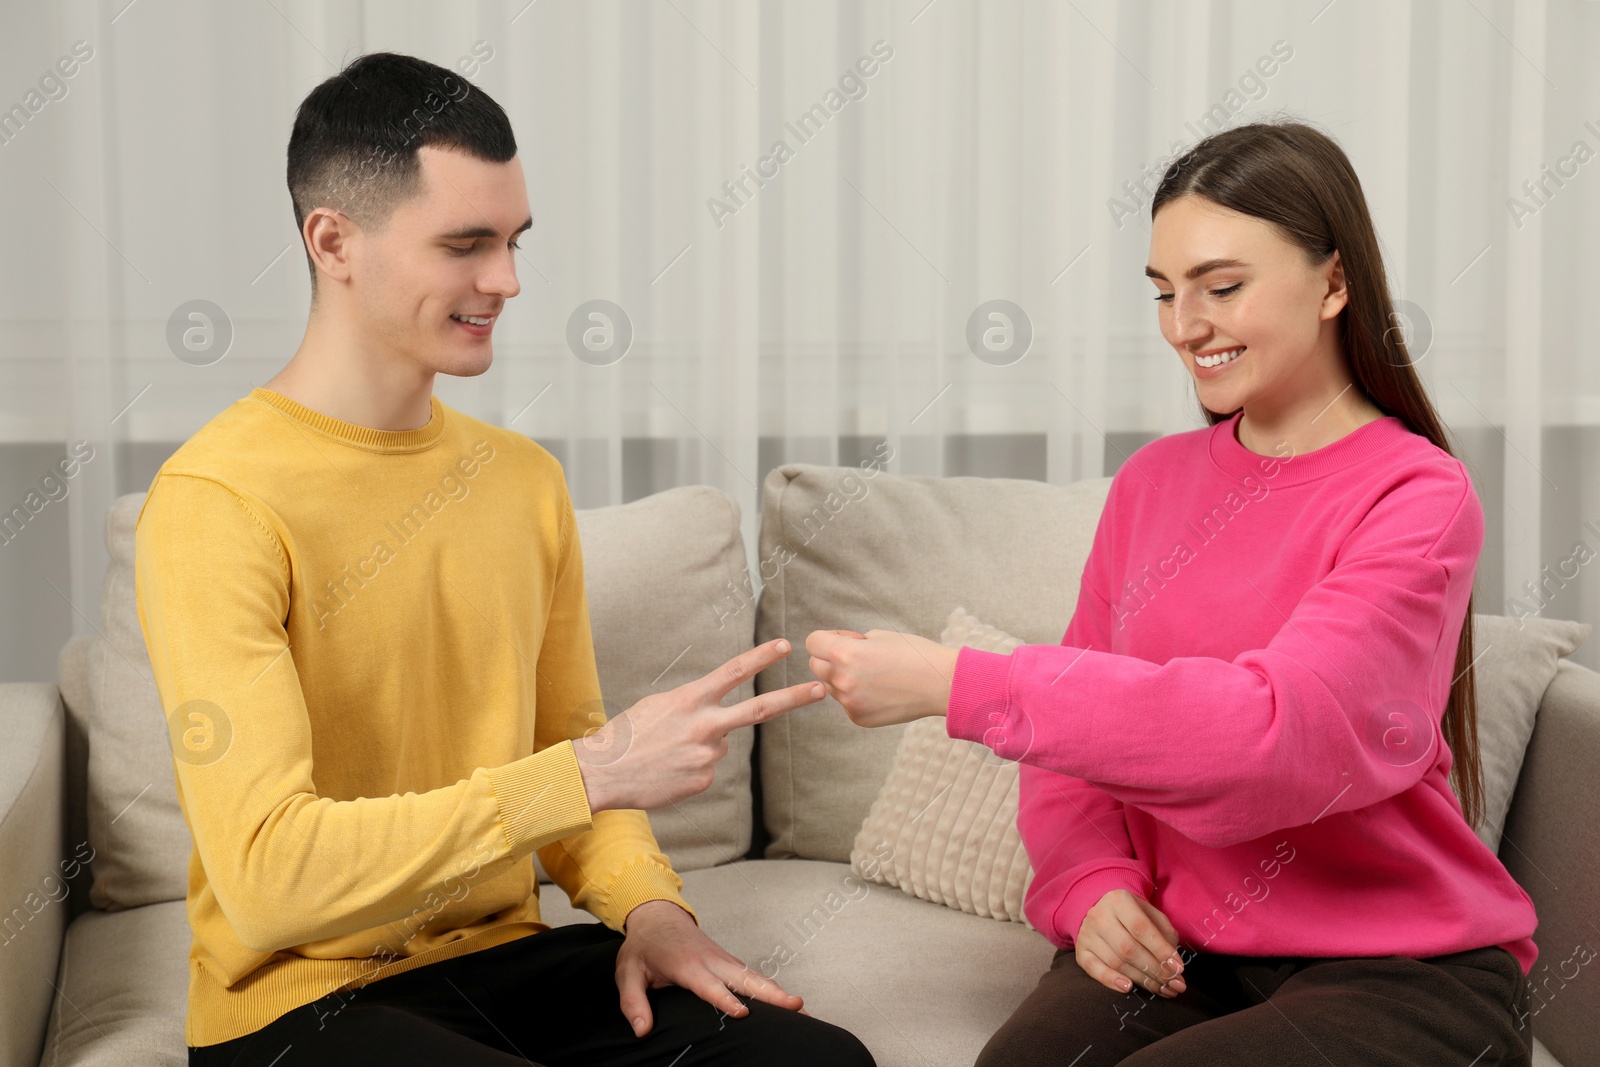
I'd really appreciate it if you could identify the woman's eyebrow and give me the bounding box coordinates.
[1144,257,1249,282]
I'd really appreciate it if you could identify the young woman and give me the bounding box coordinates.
[805,121,1537,1066]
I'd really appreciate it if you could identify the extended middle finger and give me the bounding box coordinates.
[682,963,750,1018]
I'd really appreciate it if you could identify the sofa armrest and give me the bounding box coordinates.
[0,682,67,1067]
[1498,658,1600,1066]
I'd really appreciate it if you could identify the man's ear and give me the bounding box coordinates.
[303,207,355,287]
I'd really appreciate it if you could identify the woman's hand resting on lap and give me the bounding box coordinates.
[1075,889,1187,997]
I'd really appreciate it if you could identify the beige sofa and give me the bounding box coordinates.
[1,462,1593,1067]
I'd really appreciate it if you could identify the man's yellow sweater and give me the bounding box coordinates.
[134,387,697,1048]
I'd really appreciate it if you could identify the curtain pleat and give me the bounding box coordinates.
[0,0,1593,672]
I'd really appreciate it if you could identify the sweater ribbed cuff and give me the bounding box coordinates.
[945,645,1016,749]
[1054,867,1157,949]
[606,856,699,934]
[486,740,594,854]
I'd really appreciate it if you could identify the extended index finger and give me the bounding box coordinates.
[691,638,792,704]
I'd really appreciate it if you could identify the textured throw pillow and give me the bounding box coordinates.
[850,607,1035,925]
[850,606,1592,923]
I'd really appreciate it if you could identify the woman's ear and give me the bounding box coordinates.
[1319,248,1349,321]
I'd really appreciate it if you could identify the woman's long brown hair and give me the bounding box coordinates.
[1149,119,1485,831]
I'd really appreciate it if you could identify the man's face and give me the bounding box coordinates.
[347,144,529,378]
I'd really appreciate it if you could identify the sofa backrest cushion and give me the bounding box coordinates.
[81,493,184,909]
[1468,614,1591,851]
[67,486,757,909]
[753,463,1109,861]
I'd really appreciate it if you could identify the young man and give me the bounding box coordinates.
[135,51,874,1066]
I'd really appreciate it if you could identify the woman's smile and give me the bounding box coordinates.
[1192,345,1247,378]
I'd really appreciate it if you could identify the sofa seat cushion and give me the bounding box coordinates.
[39,900,188,1066]
[39,887,1565,1067]
[542,858,1054,1067]
[38,868,1050,1067]
[540,860,1566,1067]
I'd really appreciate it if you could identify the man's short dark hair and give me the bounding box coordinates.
[286,51,517,290]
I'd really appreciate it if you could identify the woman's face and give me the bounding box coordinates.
[1146,194,1346,417]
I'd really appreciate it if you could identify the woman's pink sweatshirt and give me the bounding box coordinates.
[944,409,1538,974]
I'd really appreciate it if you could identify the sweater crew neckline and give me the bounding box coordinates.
[248,388,447,452]
[1209,407,1407,488]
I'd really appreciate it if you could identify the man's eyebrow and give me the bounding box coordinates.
[438,217,534,241]
[1143,257,1249,282]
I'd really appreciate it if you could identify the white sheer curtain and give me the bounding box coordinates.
[2,0,1596,679]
